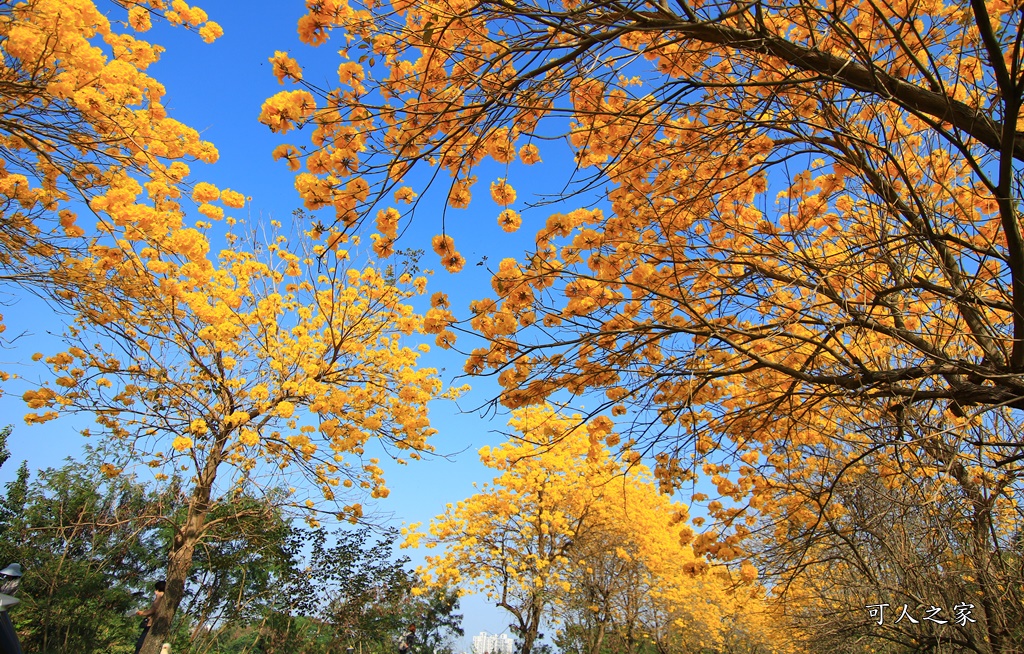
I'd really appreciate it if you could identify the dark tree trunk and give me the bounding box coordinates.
[138,434,223,654]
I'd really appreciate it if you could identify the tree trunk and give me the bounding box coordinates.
[138,503,208,654]
[588,619,606,654]
[516,600,544,654]
[924,435,1010,653]
[138,441,222,654]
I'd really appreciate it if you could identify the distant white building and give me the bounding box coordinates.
[471,632,514,654]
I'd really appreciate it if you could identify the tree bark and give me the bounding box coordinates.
[516,600,544,654]
[138,436,222,654]
[137,501,209,654]
[588,618,606,654]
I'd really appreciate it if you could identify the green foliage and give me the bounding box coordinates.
[0,425,28,548]
[413,588,464,654]
[0,433,463,654]
[200,527,464,654]
[277,526,462,654]
[179,490,297,653]
[0,445,166,654]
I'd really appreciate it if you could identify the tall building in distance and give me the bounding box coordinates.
[471,632,514,654]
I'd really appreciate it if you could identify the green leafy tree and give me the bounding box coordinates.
[0,425,27,552]
[411,588,463,654]
[0,440,310,654]
[290,527,420,653]
[199,525,462,654]
[173,490,299,654]
[0,446,165,654]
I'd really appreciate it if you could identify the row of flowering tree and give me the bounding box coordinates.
[408,405,795,654]
[258,0,1024,650]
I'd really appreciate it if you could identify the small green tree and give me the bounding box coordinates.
[178,491,300,654]
[410,588,463,654]
[292,527,416,653]
[0,425,28,553]
[0,438,305,654]
[0,445,165,654]
[236,526,463,654]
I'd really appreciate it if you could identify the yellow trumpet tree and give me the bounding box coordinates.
[5,2,459,653]
[411,405,792,654]
[752,418,1024,652]
[25,220,459,654]
[555,469,794,654]
[410,406,622,654]
[267,1,1024,650]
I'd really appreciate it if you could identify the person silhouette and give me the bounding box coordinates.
[134,580,165,654]
[398,624,417,654]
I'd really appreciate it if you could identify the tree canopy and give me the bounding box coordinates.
[266,0,1024,651]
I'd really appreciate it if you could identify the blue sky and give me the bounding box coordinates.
[0,0,580,646]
